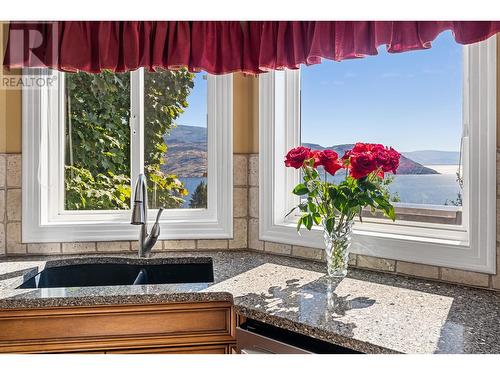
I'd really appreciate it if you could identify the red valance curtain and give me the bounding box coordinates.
[4,21,500,74]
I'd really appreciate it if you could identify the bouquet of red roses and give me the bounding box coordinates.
[284,143,401,235]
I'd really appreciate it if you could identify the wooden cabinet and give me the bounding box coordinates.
[0,301,236,354]
[108,345,231,354]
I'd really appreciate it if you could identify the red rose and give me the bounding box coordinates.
[284,146,311,169]
[341,150,351,164]
[385,147,400,173]
[349,153,377,179]
[310,150,323,168]
[351,142,373,153]
[319,149,343,176]
[373,147,390,170]
[375,147,400,173]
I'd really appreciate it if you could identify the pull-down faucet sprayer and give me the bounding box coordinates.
[131,174,164,258]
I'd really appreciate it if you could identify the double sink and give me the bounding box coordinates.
[18,258,214,289]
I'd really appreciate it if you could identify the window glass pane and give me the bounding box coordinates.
[64,71,131,210]
[144,68,208,209]
[300,32,463,224]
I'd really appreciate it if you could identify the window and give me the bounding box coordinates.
[260,34,496,273]
[23,68,232,242]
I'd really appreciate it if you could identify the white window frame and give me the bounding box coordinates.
[260,36,496,273]
[22,68,233,242]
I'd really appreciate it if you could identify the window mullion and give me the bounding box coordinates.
[130,68,145,191]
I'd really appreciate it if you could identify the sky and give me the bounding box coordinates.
[174,72,208,128]
[174,31,462,152]
[300,31,463,152]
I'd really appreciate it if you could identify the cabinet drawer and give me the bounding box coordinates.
[0,301,235,353]
[108,344,229,354]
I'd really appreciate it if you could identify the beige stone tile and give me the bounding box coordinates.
[0,155,5,189]
[497,200,500,242]
[6,155,21,188]
[6,188,21,222]
[491,243,500,290]
[492,275,500,290]
[233,154,248,187]
[163,240,196,250]
[131,239,162,252]
[248,187,259,218]
[292,245,323,260]
[27,243,61,254]
[248,218,263,251]
[348,253,357,266]
[396,261,439,280]
[62,242,96,253]
[0,190,5,223]
[357,255,395,272]
[0,224,5,255]
[441,267,489,288]
[497,150,500,197]
[233,187,248,218]
[248,154,259,187]
[264,241,292,255]
[96,241,131,252]
[197,239,228,250]
[6,222,26,254]
[229,218,248,249]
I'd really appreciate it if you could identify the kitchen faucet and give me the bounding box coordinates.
[131,174,164,258]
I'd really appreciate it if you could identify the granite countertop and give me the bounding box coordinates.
[0,250,499,354]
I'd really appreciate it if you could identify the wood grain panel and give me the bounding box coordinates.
[0,301,236,353]
[108,344,229,354]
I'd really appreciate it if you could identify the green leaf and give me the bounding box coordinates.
[299,202,308,212]
[328,187,338,200]
[304,215,313,230]
[296,216,303,232]
[386,205,396,221]
[292,184,309,196]
[325,217,335,235]
[308,201,317,213]
[285,206,297,218]
[312,212,322,225]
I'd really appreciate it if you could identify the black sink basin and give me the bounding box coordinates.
[17,258,214,289]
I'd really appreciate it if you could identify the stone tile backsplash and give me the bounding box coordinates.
[1,151,500,292]
[0,153,250,258]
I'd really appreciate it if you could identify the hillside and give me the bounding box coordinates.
[161,125,207,178]
[302,143,439,175]
[160,126,443,177]
[402,150,460,165]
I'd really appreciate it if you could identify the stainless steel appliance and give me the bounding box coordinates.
[236,319,361,354]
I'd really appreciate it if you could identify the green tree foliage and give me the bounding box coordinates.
[143,69,194,208]
[64,69,194,210]
[189,180,208,208]
[381,175,401,203]
[445,171,463,206]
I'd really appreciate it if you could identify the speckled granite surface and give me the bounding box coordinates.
[0,250,499,354]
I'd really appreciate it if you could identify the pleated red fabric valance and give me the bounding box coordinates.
[4,21,500,74]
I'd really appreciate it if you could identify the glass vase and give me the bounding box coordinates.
[323,219,354,278]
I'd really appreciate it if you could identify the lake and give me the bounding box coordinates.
[328,164,462,206]
[386,166,461,205]
[179,177,207,208]
[180,165,462,208]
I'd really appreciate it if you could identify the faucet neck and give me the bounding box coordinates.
[131,174,164,258]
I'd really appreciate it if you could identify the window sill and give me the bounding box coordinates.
[259,219,494,274]
[23,218,233,243]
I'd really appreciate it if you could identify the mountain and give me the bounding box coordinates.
[161,125,207,178]
[302,143,439,175]
[160,126,442,177]
[166,124,207,144]
[402,150,460,165]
